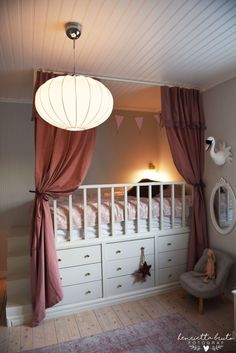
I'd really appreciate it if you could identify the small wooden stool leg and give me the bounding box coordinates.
[198,297,204,314]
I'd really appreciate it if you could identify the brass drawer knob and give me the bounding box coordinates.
[84,254,90,258]
[117,284,122,288]
[168,259,172,262]
[85,290,91,294]
[58,258,62,262]
[116,267,122,271]
[116,250,121,254]
[167,243,172,246]
[85,272,91,276]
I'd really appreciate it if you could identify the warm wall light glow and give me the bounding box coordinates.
[156,170,172,181]
[130,169,174,182]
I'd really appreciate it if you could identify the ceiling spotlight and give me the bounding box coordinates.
[65,22,81,40]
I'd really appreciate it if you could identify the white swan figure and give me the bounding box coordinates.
[205,136,233,166]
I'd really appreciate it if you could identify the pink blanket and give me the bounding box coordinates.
[52,194,192,230]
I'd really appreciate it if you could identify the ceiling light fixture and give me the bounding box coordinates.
[35,22,113,131]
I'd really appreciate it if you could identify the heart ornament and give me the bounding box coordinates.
[203,345,210,352]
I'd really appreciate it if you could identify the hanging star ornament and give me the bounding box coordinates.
[133,262,152,283]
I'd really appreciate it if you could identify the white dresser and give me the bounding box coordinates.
[57,245,102,306]
[157,233,189,285]
[6,227,190,326]
[104,238,155,297]
[53,232,189,313]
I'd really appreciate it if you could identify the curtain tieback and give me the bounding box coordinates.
[29,190,50,201]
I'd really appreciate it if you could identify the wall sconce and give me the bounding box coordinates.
[148,162,156,170]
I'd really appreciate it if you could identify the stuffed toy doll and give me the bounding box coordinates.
[192,248,216,283]
[203,248,216,283]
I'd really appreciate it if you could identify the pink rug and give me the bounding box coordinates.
[22,313,200,353]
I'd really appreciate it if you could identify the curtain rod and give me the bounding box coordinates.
[33,69,195,89]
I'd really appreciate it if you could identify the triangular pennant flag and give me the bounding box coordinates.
[135,116,144,131]
[114,115,124,131]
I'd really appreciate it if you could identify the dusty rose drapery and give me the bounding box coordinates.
[31,71,96,326]
[161,86,208,270]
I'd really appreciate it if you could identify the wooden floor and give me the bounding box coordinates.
[0,278,235,353]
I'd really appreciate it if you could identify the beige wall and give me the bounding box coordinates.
[0,104,179,274]
[203,76,236,294]
[0,102,35,274]
[84,110,180,185]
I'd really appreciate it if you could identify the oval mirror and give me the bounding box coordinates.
[210,178,236,235]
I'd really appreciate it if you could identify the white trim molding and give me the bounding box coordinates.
[0,97,32,104]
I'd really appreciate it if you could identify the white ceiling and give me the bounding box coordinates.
[0,0,236,111]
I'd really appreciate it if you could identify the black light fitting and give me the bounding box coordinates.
[65,22,81,40]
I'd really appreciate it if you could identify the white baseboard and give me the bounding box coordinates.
[6,282,181,326]
[0,271,7,279]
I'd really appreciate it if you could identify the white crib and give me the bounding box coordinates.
[52,181,192,245]
[45,181,192,321]
[6,181,193,326]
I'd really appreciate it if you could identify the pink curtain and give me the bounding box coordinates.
[31,71,96,326]
[161,86,208,271]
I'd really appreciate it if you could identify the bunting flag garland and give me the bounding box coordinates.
[114,113,162,132]
[134,116,144,131]
[114,115,124,131]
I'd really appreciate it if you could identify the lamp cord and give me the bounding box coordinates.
[73,39,76,75]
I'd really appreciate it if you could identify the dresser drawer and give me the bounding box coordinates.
[105,238,154,261]
[60,263,102,286]
[158,249,187,268]
[105,255,154,278]
[57,280,102,306]
[57,245,101,268]
[105,272,154,297]
[158,233,189,252]
[159,265,186,285]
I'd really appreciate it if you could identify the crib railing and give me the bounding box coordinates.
[52,181,192,243]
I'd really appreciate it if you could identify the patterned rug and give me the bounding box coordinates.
[22,313,201,353]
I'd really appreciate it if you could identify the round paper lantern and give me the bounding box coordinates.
[35,75,113,130]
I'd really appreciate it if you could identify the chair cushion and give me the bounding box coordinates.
[180,271,222,299]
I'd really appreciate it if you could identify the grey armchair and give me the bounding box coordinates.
[180,248,234,314]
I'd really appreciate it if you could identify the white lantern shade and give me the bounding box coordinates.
[35,75,113,130]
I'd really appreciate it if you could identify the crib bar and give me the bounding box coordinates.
[97,188,101,238]
[136,185,140,233]
[53,199,58,243]
[111,187,115,236]
[52,181,190,244]
[148,184,152,232]
[79,181,185,189]
[171,184,175,228]
[68,194,73,241]
[182,184,186,227]
[124,186,128,235]
[160,185,164,230]
[83,188,87,239]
